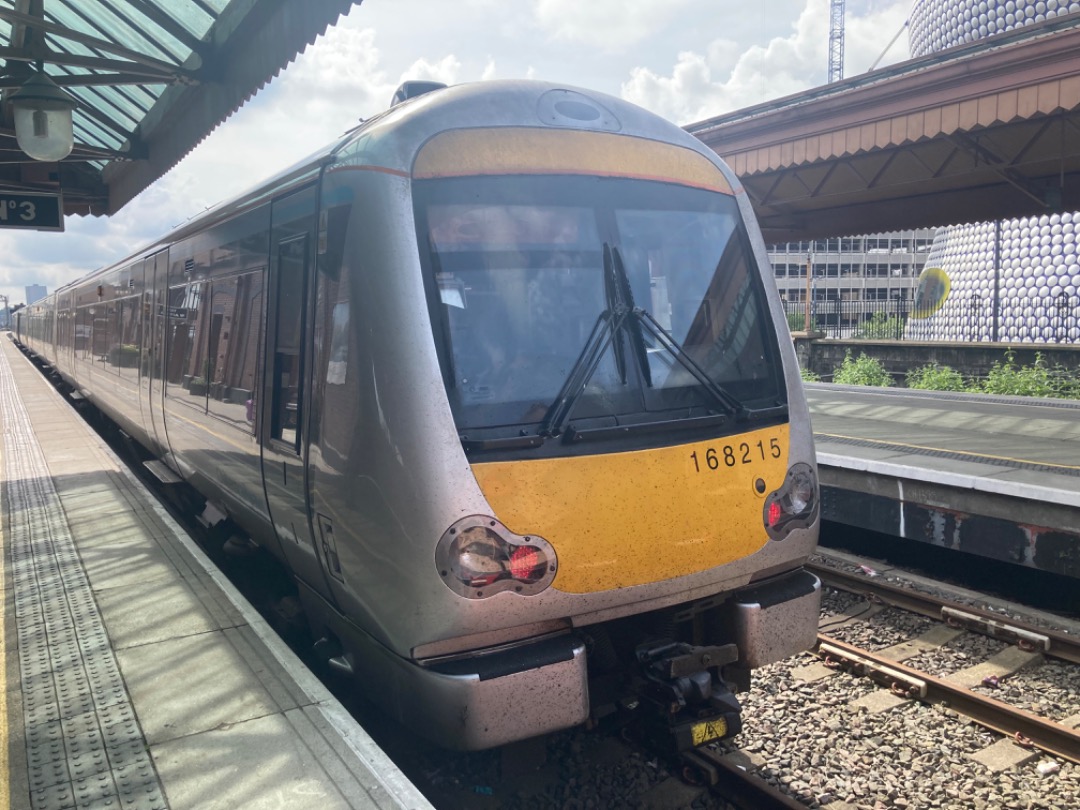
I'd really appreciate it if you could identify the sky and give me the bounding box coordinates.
[0,0,912,308]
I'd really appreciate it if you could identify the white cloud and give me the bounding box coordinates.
[533,0,694,51]
[620,0,909,125]
[1,0,914,307]
[400,54,462,86]
[845,2,912,74]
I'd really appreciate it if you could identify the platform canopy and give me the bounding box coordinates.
[1,0,356,219]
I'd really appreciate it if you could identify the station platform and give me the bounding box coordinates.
[806,382,1080,579]
[0,336,432,810]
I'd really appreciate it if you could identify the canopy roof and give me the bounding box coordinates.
[1,0,355,218]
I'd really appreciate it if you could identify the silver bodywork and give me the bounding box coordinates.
[17,81,819,750]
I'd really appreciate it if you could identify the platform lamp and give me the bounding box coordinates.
[10,68,78,162]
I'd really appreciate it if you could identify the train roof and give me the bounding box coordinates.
[53,80,728,295]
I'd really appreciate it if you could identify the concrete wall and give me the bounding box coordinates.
[796,337,1080,384]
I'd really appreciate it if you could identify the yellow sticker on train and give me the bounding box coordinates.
[691,718,727,746]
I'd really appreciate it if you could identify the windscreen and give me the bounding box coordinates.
[416,175,784,437]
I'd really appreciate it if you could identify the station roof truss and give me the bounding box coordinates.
[0,0,356,217]
[688,14,1080,243]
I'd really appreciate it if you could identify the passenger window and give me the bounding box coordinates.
[165,282,209,411]
[271,237,307,451]
[115,296,141,381]
[207,271,264,432]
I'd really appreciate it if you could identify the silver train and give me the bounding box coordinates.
[17,80,821,751]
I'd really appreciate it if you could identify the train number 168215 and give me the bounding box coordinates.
[690,437,782,472]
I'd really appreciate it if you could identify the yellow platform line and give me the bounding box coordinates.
[815,432,1080,473]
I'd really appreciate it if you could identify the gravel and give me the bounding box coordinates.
[376,549,1080,809]
[722,652,1080,809]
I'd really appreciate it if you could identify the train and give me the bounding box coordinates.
[16,80,821,752]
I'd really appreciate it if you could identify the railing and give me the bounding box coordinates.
[782,295,1080,343]
[782,298,911,340]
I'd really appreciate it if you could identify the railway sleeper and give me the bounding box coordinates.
[817,641,928,699]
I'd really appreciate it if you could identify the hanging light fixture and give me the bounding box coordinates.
[10,70,78,162]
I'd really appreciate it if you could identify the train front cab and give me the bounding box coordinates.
[304,89,820,752]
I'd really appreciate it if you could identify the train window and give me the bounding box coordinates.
[270,236,307,451]
[613,207,775,397]
[207,271,264,431]
[416,175,784,435]
[165,282,209,411]
[94,303,117,368]
[115,296,140,381]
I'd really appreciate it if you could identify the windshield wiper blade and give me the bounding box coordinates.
[602,244,628,384]
[540,243,637,437]
[611,246,652,389]
[633,308,746,418]
[539,306,627,437]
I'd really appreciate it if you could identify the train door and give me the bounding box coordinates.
[144,250,172,461]
[260,186,332,595]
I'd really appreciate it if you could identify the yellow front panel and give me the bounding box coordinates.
[470,425,790,594]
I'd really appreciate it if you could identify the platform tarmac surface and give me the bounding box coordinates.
[0,336,432,809]
[805,383,1080,501]
[805,382,1080,577]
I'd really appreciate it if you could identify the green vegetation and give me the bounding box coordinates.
[107,343,141,368]
[978,350,1080,399]
[832,350,894,387]
[906,363,967,392]
[853,311,905,340]
[786,312,817,332]
[821,350,1079,400]
[800,366,821,382]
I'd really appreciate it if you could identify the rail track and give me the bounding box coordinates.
[809,558,1080,766]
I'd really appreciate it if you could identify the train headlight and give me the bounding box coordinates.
[436,516,557,598]
[763,463,819,540]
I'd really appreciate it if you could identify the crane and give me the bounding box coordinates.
[828,0,845,83]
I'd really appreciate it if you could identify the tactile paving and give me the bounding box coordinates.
[0,348,169,810]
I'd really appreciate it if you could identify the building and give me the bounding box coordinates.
[768,229,936,335]
[25,284,46,305]
[905,0,1080,343]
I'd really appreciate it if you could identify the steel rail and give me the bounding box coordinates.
[815,635,1080,765]
[682,748,809,810]
[808,562,1080,665]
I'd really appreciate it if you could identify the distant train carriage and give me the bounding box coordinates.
[16,80,820,751]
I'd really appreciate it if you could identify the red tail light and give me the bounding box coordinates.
[509,545,546,582]
[436,516,557,598]
[763,463,818,540]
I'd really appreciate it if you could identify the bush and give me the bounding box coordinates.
[800,366,821,382]
[786,312,817,332]
[854,311,904,340]
[107,343,141,368]
[906,363,967,392]
[980,351,1080,399]
[832,350,893,386]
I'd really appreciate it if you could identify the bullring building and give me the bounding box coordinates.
[904,0,1080,343]
[768,1,1080,344]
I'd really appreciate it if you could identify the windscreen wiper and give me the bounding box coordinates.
[632,308,746,418]
[611,246,652,389]
[540,243,632,437]
[539,305,628,437]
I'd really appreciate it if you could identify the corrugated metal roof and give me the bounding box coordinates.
[1,0,356,218]
[688,17,1080,242]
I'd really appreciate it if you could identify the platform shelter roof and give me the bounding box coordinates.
[1,0,356,218]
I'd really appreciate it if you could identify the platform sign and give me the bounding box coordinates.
[0,192,64,232]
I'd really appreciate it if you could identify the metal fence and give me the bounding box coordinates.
[782,295,1080,343]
